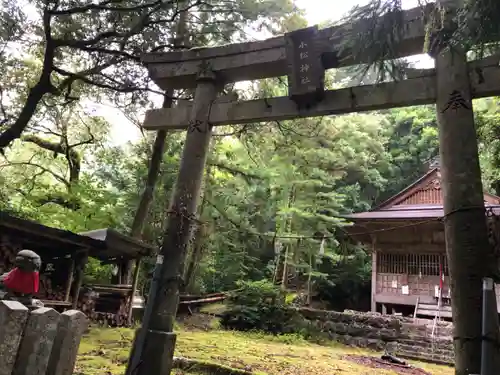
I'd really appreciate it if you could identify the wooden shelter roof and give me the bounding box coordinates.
[345,168,500,222]
[78,228,156,262]
[0,211,104,259]
[0,211,155,262]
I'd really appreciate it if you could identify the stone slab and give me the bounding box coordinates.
[0,300,29,375]
[13,307,61,375]
[46,310,88,375]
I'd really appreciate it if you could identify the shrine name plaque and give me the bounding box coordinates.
[285,26,325,108]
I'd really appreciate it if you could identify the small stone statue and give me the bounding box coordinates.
[0,250,44,307]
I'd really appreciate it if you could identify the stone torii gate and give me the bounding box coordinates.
[133,4,500,375]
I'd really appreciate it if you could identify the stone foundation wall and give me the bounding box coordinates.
[298,308,407,350]
[297,307,454,364]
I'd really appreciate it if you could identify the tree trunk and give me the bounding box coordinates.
[123,103,170,284]
[435,32,500,375]
[183,223,207,293]
[183,161,212,293]
[123,6,190,283]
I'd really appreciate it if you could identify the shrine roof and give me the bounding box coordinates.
[344,168,500,221]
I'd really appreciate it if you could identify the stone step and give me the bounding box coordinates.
[394,343,454,358]
[397,339,453,351]
[402,334,453,344]
[425,327,454,336]
[395,349,454,367]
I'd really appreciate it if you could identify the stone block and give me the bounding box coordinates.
[13,307,60,375]
[342,335,355,346]
[385,341,398,353]
[368,316,387,329]
[346,323,368,337]
[366,339,384,351]
[323,321,335,332]
[366,329,381,339]
[0,300,29,375]
[333,322,348,334]
[328,332,338,342]
[379,328,398,341]
[356,337,368,348]
[46,310,88,375]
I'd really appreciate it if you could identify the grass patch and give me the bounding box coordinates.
[76,325,453,375]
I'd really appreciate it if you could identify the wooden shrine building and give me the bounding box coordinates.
[0,211,154,323]
[345,167,500,319]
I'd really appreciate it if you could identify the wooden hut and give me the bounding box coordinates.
[344,167,500,319]
[0,212,154,323]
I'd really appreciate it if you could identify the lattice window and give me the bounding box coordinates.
[377,252,449,276]
[377,253,407,273]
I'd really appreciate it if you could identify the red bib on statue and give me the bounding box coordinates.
[3,268,39,294]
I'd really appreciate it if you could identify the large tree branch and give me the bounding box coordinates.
[37,195,81,211]
[208,160,263,183]
[0,4,57,150]
[49,0,166,15]
[0,161,69,188]
[0,0,203,150]
[21,134,84,184]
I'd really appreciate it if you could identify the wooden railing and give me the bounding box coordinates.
[0,300,88,375]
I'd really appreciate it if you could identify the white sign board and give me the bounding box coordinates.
[402,285,409,295]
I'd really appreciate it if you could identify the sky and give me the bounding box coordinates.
[103,0,433,145]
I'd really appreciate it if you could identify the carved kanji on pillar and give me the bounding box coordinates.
[284,26,325,109]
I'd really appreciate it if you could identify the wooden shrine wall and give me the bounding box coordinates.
[372,222,448,305]
[372,217,500,308]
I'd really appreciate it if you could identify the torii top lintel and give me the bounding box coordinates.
[141,6,427,90]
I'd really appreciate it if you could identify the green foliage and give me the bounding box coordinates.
[314,246,372,311]
[341,0,500,83]
[220,280,304,334]
[84,257,114,284]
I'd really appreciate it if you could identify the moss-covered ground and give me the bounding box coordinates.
[76,316,454,375]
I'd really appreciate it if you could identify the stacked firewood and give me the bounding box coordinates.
[0,235,21,274]
[86,285,133,326]
[36,276,68,301]
[77,288,97,315]
[90,300,131,326]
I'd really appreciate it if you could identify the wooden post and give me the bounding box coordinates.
[127,258,141,325]
[371,237,377,313]
[71,252,88,309]
[136,67,217,375]
[64,258,75,303]
[435,4,500,373]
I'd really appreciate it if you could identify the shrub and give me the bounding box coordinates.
[220,280,305,335]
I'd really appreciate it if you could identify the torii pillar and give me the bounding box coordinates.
[128,65,218,375]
